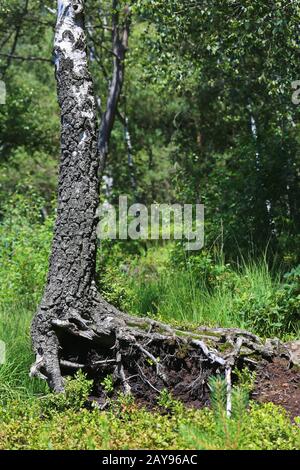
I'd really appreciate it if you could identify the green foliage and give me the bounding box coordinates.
[108,392,136,420]
[101,375,114,396]
[134,0,300,262]
[158,389,184,415]
[40,372,93,417]
[1,0,299,263]
[234,264,300,336]
[180,377,299,450]
[0,302,47,401]
[0,196,53,400]
[0,389,299,450]
[0,147,58,210]
[0,194,53,308]
[234,367,257,395]
[170,246,236,291]
[98,262,135,311]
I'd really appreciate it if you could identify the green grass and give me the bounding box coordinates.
[125,256,292,334]
[130,270,240,326]
[0,301,47,400]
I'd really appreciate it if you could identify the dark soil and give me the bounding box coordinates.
[132,358,300,418]
[253,358,300,420]
[89,350,214,410]
[88,357,300,419]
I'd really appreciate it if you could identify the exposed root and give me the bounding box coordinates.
[225,366,232,418]
[60,360,85,369]
[30,298,292,406]
[192,339,226,366]
[30,354,47,381]
[115,344,132,395]
[52,319,103,342]
[30,332,64,392]
[137,364,161,394]
[135,343,167,383]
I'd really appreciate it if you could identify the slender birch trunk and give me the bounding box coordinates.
[31,0,100,391]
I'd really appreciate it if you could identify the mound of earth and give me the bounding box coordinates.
[253,357,300,420]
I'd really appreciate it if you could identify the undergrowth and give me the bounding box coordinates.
[0,200,299,450]
[0,372,299,450]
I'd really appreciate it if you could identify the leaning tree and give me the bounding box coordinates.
[30,0,289,407]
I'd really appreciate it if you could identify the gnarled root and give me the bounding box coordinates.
[30,297,291,406]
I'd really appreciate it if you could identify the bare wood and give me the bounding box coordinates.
[225,366,232,418]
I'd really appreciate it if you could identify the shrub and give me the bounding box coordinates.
[0,194,53,308]
[0,385,299,450]
[170,245,236,291]
[40,371,93,417]
[234,264,300,337]
[180,377,300,450]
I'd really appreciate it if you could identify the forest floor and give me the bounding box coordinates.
[129,357,300,419]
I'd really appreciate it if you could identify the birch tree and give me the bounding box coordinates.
[30,0,286,399]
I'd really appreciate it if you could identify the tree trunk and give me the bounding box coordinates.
[31,0,101,392]
[31,1,290,403]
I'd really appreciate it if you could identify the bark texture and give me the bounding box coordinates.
[31,0,100,391]
[31,1,292,401]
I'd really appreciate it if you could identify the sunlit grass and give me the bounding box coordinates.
[0,301,47,400]
[127,258,282,331]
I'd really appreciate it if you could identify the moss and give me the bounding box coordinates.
[217,341,233,353]
[126,320,149,330]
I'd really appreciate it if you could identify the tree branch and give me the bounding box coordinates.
[2,0,29,76]
[0,53,52,63]
[97,0,131,176]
